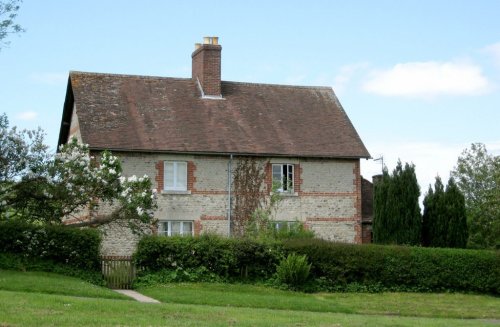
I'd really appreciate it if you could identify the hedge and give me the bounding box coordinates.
[133,234,499,294]
[134,234,282,280]
[0,220,101,271]
[283,238,500,294]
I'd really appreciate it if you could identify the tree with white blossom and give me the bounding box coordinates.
[1,113,157,232]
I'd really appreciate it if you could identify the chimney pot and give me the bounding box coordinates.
[203,36,210,44]
[195,43,201,50]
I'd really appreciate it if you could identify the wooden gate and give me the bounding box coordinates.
[101,256,136,289]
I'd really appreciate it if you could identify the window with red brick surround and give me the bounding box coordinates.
[155,160,196,192]
[265,162,302,194]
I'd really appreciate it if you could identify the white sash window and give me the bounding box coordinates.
[164,161,187,191]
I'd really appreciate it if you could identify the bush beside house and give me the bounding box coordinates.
[0,220,102,283]
[134,234,282,281]
[134,234,499,294]
[1,220,497,294]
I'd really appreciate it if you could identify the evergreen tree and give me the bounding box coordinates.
[373,160,421,245]
[422,176,468,248]
[373,168,390,243]
[444,178,468,248]
[421,185,434,246]
[431,177,447,247]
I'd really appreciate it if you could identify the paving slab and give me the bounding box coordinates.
[114,289,160,303]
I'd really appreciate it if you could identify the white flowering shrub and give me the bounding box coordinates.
[0,219,101,271]
[0,113,49,213]
[2,136,157,231]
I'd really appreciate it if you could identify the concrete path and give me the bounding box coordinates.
[114,289,160,303]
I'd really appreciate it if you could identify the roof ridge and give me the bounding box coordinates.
[222,80,332,90]
[69,71,332,90]
[69,71,192,82]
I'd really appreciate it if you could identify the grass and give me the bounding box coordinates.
[0,269,499,326]
[137,282,500,320]
[0,269,127,300]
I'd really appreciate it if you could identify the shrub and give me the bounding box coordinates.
[270,222,315,240]
[276,253,311,287]
[134,234,282,281]
[283,238,500,294]
[0,252,105,285]
[0,220,101,271]
[134,266,223,287]
[134,233,499,294]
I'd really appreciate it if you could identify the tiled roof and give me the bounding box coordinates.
[59,71,370,158]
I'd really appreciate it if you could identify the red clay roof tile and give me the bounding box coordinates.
[61,71,370,158]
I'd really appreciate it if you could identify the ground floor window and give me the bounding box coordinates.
[270,221,299,232]
[158,221,193,236]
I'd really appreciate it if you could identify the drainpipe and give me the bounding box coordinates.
[227,154,233,237]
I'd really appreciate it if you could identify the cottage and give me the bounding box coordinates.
[58,37,370,255]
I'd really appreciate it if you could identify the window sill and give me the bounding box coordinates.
[161,190,192,195]
[270,192,299,197]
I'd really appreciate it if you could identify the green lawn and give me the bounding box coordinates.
[0,269,127,300]
[0,269,499,326]
[137,283,500,320]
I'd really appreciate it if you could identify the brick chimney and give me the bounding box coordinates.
[192,36,222,98]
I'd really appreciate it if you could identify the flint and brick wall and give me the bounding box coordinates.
[100,153,362,256]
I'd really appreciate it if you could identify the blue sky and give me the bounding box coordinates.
[1,0,499,196]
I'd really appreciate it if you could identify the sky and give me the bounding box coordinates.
[1,0,499,199]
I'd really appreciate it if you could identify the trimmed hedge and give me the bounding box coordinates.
[134,234,499,294]
[134,234,282,280]
[0,220,101,271]
[283,239,500,294]
[0,252,105,285]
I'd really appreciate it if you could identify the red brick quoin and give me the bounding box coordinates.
[353,160,362,244]
[155,161,164,191]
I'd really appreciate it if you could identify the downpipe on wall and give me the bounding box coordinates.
[227,154,233,237]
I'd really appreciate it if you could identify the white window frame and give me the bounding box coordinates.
[158,220,193,237]
[271,221,299,232]
[164,161,187,191]
[272,164,294,193]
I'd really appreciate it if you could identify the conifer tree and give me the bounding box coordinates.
[444,178,468,248]
[373,168,390,243]
[422,176,468,248]
[422,185,434,246]
[373,160,421,245]
[431,177,447,247]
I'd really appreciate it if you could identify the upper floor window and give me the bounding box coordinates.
[158,220,193,236]
[272,164,294,193]
[164,161,187,191]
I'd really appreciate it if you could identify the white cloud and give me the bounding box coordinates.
[362,141,461,188]
[482,42,500,68]
[361,140,500,206]
[16,111,38,121]
[30,73,67,85]
[362,61,490,98]
[332,62,369,95]
[486,141,500,156]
